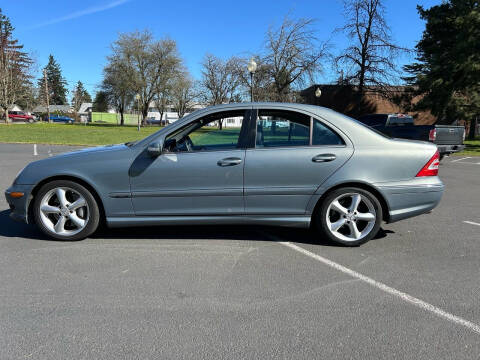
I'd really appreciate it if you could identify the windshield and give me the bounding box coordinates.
[351,118,392,139]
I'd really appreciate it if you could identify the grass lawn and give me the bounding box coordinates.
[0,123,161,146]
[454,138,480,157]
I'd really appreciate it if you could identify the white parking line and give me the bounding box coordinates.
[464,221,480,227]
[278,241,480,335]
[450,157,471,163]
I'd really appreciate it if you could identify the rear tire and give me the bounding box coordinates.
[315,187,383,246]
[33,180,100,241]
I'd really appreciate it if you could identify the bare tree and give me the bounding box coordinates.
[336,0,408,95]
[171,70,196,118]
[101,57,134,125]
[200,54,243,128]
[263,16,328,101]
[111,31,181,125]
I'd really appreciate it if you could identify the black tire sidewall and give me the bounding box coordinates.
[316,187,383,246]
[33,180,100,241]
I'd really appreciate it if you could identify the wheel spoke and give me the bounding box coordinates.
[54,216,67,233]
[69,197,86,211]
[41,204,60,214]
[350,194,362,212]
[348,221,361,239]
[69,213,86,229]
[330,218,346,232]
[331,200,348,215]
[356,212,375,221]
[55,188,68,207]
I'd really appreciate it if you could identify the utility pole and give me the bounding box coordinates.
[43,69,51,123]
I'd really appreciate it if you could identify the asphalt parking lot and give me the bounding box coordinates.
[1,143,479,359]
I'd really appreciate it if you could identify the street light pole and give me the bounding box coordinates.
[135,94,141,131]
[247,57,257,102]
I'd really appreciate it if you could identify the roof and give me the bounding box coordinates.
[78,103,93,113]
[33,105,72,113]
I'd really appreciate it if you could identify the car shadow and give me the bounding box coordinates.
[0,209,394,246]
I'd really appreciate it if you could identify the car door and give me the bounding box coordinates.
[130,109,250,216]
[244,108,354,215]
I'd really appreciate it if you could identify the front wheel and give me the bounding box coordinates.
[315,187,383,246]
[33,180,100,241]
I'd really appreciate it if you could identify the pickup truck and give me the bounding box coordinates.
[357,114,465,159]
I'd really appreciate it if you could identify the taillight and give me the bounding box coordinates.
[429,129,436,141]
[416,150,440,177]
[463,128,466,142]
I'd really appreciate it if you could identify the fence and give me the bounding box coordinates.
[91,112,140,125]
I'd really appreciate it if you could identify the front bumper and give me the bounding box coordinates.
[376,177,444,223]
[437,144,465,154]
[5,184,35,224]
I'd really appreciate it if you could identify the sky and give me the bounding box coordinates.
[4,0,442,99]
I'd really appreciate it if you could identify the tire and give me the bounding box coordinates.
[315,187,383,246]
[33,180,100,241]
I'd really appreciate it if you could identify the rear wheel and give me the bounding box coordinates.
[33,180,100,241]
[316,187,382,246]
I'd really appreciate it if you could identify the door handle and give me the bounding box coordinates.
[217,157,243,167]
[312,154,336,163]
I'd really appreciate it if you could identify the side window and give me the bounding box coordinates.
[312,119,344,145]
[166,110,245,152]
[256,110,310,148]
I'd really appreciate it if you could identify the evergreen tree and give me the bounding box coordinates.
[38,54,68,105]
[71,81,92,110]
[0,8,33,121]
[93,90,108,112]
[404,0,480,136]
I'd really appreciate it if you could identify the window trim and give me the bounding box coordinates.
[252,109,346,149]
[165,109,250,154]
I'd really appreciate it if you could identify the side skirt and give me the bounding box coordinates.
[106,215,311,228]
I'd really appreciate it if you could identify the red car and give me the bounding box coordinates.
[7,111,36,123]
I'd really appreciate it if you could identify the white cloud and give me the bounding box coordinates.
[29,0,131,29]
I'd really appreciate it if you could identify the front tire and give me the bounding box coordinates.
[33,180,100,241]
[315,187,383,246]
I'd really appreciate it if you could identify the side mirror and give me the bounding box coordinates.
[164,138,177,152]
[147,141,163,157]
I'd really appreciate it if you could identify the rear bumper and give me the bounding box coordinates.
[437,144,465,154]
[4,184,34,224]
[376,177,444,223]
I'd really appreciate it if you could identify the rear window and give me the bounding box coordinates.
[352,119,392,139]
[388,116,414,125]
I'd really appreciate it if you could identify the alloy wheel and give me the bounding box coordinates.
[325,192,376,242]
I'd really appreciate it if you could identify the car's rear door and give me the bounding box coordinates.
[244,107,354,215]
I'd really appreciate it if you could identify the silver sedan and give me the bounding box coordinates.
[5,103,444,246]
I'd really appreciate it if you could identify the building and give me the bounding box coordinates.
[300,84,436,125]
[146,102,206,124]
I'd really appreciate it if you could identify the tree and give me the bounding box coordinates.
[101,57,134,125]
[93,90,108,112]
[263,16,328,101]
[404,0,480,137]
[171,70,196,118]
[110,30,182,125]
[200,54,242,129]
[37,55,68,105]
[336,0,407,95]
[0,8,33,123]
[71,81,92,120]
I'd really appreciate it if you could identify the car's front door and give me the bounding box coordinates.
[244,108,354,214]
[130,109,250,216]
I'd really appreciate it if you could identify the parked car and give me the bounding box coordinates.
[357,113,465,159]
[45,115,74,124]
[5,103,444,246]
[5,111,36,123]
